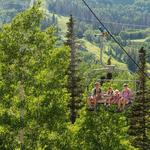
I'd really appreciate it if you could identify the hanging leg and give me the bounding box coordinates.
[122,98,126,110]
[117,98,122,111]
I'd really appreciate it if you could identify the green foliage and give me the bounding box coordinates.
[65,15,84,124]
[84,29,95,42]
[128,48,150,150]
[125,49,138,72]
[48,0,150,34]
[0,0,30,25]
[0,1,149,149]
[120,29,150,40]
[74,107,131,150]
[0,1,71,149]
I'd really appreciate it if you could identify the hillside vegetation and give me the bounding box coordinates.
[0,1,149,149]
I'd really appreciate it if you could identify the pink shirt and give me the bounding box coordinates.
[122,89,131,99]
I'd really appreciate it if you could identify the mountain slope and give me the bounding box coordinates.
[52,13,127,68]
[1,0,150,72]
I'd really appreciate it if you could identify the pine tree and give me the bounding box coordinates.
[126,48,138,72]
[128,47,150,150]
[65,15,83,124]
[52,13,58,25]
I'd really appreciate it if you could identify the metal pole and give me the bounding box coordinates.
[100,37,104,66]
[100,42,103,65]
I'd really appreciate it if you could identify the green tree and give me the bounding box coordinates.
[65,15,83,124]
[0,1,71,149]
[128,47,150,150]
[74,107,130,150]
[126,48,138,72]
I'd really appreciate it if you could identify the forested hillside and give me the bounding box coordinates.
[1,0,150,30]
[0,0,150,149]
[48,0,150,31]
[1,0,150,68]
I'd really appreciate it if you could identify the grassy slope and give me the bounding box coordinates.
[129,40,150,73]
[47,13,69,33]
[52,13,127,68]
[130,39,146,43]
[55,13,150,81]
[79,38,127,67]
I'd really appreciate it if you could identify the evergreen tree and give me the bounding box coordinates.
[65,15,83,124]
[52,13,58,25]
[128,47,150,150]
[126,48,138,73]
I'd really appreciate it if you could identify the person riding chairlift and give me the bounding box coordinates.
[87,95,96,109]
[99,26,108,37]
[112,89,121,105]
[87,82,101,109]
[106,87,114,106]
[118,83,132,111]
[92,82,102,103]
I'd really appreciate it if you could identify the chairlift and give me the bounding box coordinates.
[94,64,127,73]
[98,26,109,37]
[86,26,140,112]
[93,56,128,86]
[87,77,141,112]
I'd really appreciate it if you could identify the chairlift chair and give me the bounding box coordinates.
[86,26,141,112]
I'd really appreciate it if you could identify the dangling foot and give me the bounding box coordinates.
[116,108,122,113]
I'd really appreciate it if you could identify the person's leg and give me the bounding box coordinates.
[88,97,93,108]
[97,94,101,103]
[110,97,114,105]
[94,98,97,107]
[118,98,122,110]
[111,97,115,105]
[107,98,110,106]
[122,98,126,110]
[95,96,98,105]
[104,98,107,106]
